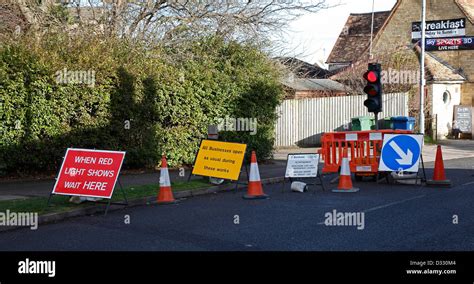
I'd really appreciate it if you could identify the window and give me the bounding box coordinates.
[442,91,451,105]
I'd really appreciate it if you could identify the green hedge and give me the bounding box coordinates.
[0,35,283,175]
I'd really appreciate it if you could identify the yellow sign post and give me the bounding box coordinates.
[191,140,247,181]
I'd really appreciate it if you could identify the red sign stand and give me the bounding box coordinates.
[47,148,129,215]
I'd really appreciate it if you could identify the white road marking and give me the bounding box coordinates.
[461,181,474,187]
[362,195,425,213]
[317,195,426,225]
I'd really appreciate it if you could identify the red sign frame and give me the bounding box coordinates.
[52,148,126,199]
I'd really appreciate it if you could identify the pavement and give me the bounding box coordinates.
[1,139,473,201]
[0,156,473,251]
[0,160,287,201]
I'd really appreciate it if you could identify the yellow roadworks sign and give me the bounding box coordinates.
[192,140,247,181]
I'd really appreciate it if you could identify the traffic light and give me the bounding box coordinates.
[363,63,382,113]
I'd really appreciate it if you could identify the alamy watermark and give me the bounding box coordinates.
[217,116,258,135]
[55,68,96,87]
[18,258,55,278]
[324,209,365,230]
[0,210,38,230]
[381,68,420,85]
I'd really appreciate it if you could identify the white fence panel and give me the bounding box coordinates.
[274,93,409,147]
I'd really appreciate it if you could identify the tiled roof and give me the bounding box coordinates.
[455,0,474,24]
[276,57,331,79]
[414,46,467,82]
[281,78,350,92]
[326,11,391,64]
[330,46,467,83]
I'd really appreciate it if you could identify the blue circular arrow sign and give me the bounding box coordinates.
[381,135,421,171]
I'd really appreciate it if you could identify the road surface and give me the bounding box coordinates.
[0,157,473,251]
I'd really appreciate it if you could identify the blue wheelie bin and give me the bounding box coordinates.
[391,116,416,131]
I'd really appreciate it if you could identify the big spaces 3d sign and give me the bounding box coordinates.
[412,18,466,40]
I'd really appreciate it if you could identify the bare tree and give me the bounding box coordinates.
[10,0,335,44]
[9,0,56,29]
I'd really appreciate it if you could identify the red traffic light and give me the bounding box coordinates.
[364,71,378,83]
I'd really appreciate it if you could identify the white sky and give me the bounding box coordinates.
[281,0,397,65]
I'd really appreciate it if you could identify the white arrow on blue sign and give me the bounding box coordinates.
[379,134,423,173]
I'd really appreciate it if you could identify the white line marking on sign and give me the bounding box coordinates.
[461,181,474,187]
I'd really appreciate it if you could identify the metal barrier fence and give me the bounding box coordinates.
[319,130,413,175]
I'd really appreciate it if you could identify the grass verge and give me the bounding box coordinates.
[0,178,211,216]
[424,135,437,145]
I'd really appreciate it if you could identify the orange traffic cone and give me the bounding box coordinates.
[332,150,359,193]
[157,156,177,204]
[426,145,451,187]
[243,151,269,200]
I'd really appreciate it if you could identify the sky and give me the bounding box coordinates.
[281,0,398,66]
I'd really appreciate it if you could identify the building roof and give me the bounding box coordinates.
[330,46,467,83]
[414,46,467,82]
[282,78,350,92]
[326,11,391,64]
[329,0,471,83]
[455,0,474,24]
[276,57,330,79]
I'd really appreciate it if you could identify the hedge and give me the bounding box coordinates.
[0,35,284,176]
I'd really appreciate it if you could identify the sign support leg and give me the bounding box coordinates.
[420,154,427,184]
[285,177,293,193]
[104,199,112,216]
[376,172,388,184]
[187,167,194,182]
[316,170,326,192]
[47,193,54,207]
[234,164,248,193]
[101,178,129,216]
[118,179,129,205]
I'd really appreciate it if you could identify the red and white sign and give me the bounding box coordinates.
[52,148,126,199]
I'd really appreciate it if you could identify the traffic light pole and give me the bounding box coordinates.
[419,0,426,135]
[374,112,379,130]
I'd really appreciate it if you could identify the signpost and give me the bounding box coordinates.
[48,148,128,214]
[190,140,247,187]
[283,153,325,193]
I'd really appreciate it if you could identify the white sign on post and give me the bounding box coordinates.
[285,154,320,178]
